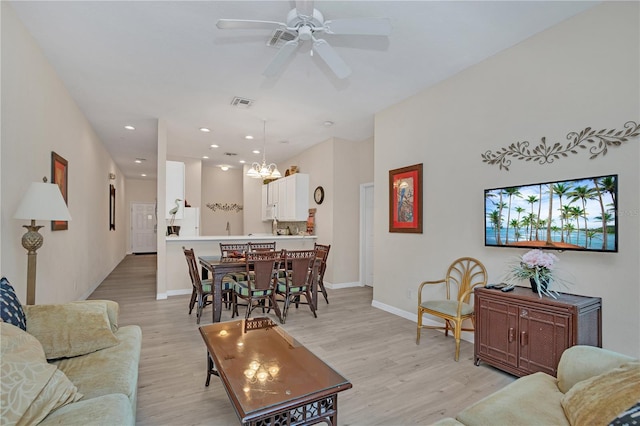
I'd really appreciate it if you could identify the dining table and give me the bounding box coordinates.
[198,255,321,323]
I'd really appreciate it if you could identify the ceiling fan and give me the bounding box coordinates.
[216,0,392,79]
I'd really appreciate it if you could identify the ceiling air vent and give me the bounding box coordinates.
[267,29,296,48]
[230,97,254,109]
[224,152,238,157]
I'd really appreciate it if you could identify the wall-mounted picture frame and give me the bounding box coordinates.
[51,151,68,231]
[389,163,423,233]
[109,184,116,231]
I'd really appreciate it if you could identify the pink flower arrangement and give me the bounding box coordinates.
[503,249,569,298]
[521,249,558,270]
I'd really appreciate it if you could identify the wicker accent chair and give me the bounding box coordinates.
[232,251,282,321]
[276,249,318,323]
[416,257,487,361]
[313,243,331,304]
[183,247,233,324]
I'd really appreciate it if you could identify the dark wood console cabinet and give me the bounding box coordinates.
[474,286,601,377]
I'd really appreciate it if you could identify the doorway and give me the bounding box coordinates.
[360,183,374,287]
[131,202,157,254]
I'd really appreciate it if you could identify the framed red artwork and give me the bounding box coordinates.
[51,151,68,231]
[389,163,423,233]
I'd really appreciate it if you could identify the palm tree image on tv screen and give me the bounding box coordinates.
[485,174,618,252]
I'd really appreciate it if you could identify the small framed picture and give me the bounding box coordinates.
[389,163,423,233]
[51,152,68,231]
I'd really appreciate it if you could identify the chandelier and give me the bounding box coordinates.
[246,120,282,179]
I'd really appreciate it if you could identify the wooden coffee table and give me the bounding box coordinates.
[199,318,352,425]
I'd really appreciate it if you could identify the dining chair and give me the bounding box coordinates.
[248,241,277,252]
[313,243,331,304]
[231,251,282,321]
[183,247,233,324]
[219,242,250,285]
[276,249,318,324]
[416,257,487,361]
[219,242,248,259]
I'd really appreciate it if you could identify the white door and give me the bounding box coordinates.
[131,202,157,253]
[360,183,374,287]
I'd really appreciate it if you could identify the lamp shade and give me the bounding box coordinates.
[14,182,72,221]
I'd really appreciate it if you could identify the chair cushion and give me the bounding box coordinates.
[0,277,26,330]
[422,300,473,317]
[227,272,249,282]
[1,322,82,425]
[25,302,119,360]
[233,281,271,297]
[561,361,640,426]
[202,279,233,293]
[276,279,307,294]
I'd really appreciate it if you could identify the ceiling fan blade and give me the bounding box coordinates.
[312,39,351,79]
[216,19,285,30]
[295,0,315,18]
[263,39,300,77]
[324,18,392,36]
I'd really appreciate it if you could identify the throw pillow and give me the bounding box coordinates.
[609,402,640,426]
[561,361,640,426]
[25,301,119,359]
[1,322,83,425]
[0,276,26,330]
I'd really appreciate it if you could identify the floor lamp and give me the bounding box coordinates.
[13,181,72,305]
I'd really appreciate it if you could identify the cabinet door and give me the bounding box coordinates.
[476,296,518,368]
[278,177,289,219]
[261,185,268,221]
[518,307,570,376]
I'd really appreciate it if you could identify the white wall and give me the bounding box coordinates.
[1,2,127,302]
[201,166,244,236]
[124,178,157,253]
[280,136,374,286]
[374,2,639,356]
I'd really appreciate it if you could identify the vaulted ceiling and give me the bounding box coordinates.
[10,1,597,179]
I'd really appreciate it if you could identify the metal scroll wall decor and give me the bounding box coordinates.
[482,121,640,171]
[205,203,243,213]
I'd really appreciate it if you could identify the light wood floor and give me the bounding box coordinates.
[89,254,514,426]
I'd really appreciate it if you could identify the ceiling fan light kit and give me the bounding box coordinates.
[216,1,391,79]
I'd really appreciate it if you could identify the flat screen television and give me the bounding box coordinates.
[485,174,618,252]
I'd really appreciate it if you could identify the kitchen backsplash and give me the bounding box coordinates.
[275,221,308,235]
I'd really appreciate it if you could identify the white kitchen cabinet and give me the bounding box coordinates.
[261,184,276,221]
[261,173,309,222]
[166,160,185,220]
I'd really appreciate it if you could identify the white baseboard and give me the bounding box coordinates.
[156,293,168,300]
[371,299,475,344]
[325,281,362,289]
[167,288,192,297]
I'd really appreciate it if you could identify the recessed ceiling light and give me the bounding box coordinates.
[134,158,145,163]
[141,173,147,177]
[210,144,219,149]
[125,125,135,130]
[239,160,246,164]
[220,165,229,171]
[245,135,254,140]
[202,156,209,159]
[200,127,211,132]
[252,150,260,154]
[323,121,334,127]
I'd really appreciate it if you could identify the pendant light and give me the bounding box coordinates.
[247,120,281,179]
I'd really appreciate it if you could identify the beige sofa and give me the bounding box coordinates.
[434,345,639,426]
[1,300,142,425]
